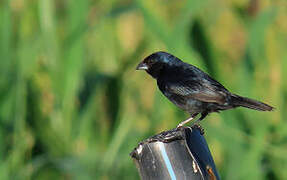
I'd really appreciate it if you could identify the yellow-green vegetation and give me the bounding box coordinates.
[0,0,286,179]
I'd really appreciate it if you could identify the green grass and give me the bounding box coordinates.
[0,0,287,179]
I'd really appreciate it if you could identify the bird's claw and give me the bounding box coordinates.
[176,124,184,131]
[192,124,205,135]
[176,123,183,129]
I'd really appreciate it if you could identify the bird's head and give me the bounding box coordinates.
[136,51,181,78]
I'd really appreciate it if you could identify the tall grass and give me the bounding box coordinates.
[0,0,286,179]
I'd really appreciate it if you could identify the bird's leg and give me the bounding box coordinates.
[177,113,199,128]
[189,112,208,135]
[190,112,208,126]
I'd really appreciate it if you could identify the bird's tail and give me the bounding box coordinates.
[230,94,274,111]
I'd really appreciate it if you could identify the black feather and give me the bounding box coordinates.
[230,94,273,111]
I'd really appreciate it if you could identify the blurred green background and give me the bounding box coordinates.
[0,0,286,179]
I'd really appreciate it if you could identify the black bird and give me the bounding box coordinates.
[136,51,274,127]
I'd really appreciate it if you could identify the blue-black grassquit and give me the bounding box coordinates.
[136,51,273,127]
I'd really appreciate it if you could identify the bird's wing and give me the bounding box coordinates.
[166,79,227,105]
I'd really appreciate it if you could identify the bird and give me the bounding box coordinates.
[136,51,274,128]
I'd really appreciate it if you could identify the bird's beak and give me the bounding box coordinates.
[136,62,149,70]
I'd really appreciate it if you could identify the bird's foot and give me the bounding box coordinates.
[176,123,184,129]
[192,124,205,135]
[176,116,195,129]
[175,124,184,132]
